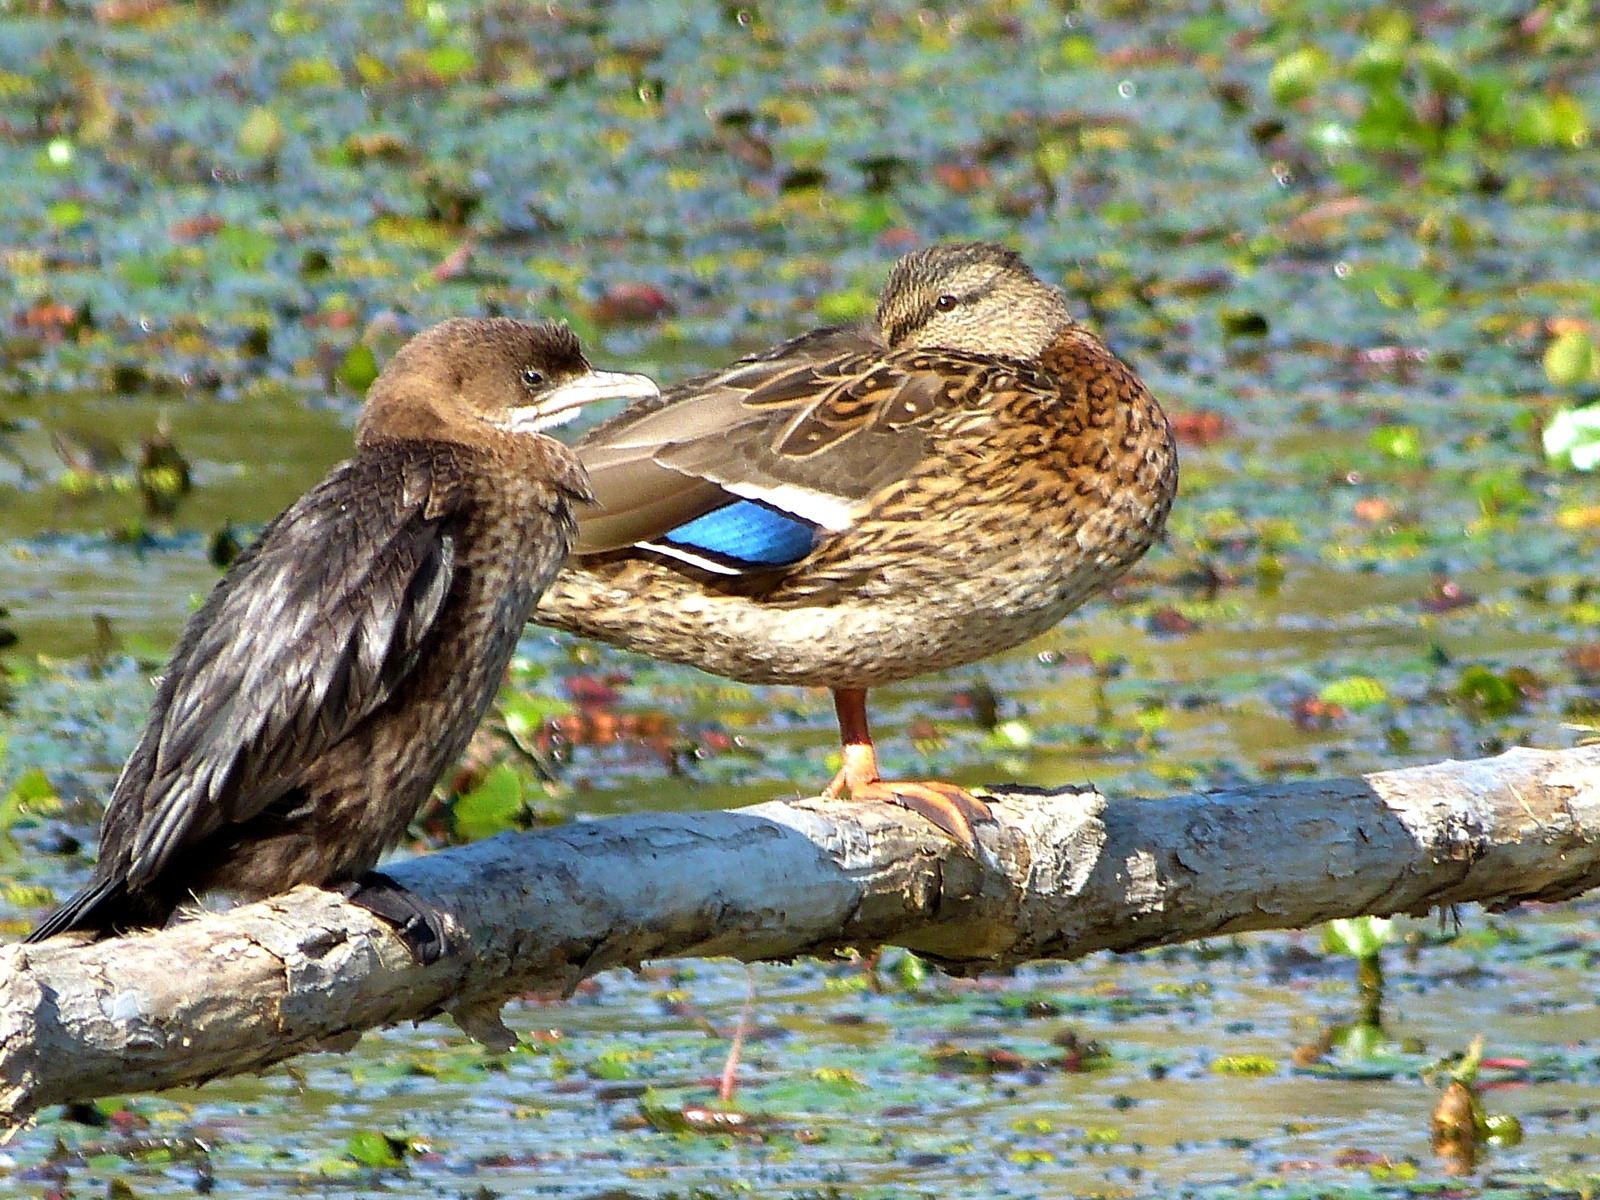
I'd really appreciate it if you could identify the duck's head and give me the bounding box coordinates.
[875,242,1074,361]
[356,317,659,448]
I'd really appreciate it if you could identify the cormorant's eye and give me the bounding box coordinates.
[934,293,959,312]
[522,367,545,388]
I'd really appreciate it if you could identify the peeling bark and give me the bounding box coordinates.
[2,743,1597,1123]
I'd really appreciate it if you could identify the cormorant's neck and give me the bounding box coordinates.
[357,386,478,450]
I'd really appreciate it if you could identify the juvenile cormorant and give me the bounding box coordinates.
[26,317,658,962]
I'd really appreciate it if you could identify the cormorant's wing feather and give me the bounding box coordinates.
[22,873,127,943]
[113,443,468,888]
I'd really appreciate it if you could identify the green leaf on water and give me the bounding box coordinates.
[215,227,276,270]
[340,343,379,393]
[1323,915,1394,959]
[815,289,873,324]
[1318,676,1389,711]
[850,196,893,236]
[237,106,285,159]
[1059,34,1097,68]
[453,762,523,841]
[344,1129,406,1169]
[1457,665,1521,718]
[501,693,573,740]
[1210,1054,1277,1077]
[8,764,52,806]
[1543,404,1600,471]
[1484,1111,1523,1146]
[47,199,85,228]
[1514,92,1589,149]
[893,949,928,991]
[5,884,55,910]
[1369,424,1423,462]
[1544,330,1600,388]
[1348,38,1407,90]
[0,768,60,832]
[280,57,343,90]
[425,46,477,82]
[1268,46,1332,105]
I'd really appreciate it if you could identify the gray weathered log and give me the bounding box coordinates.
[2,743,1598,1123]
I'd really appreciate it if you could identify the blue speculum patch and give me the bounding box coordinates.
[663,500,818,568]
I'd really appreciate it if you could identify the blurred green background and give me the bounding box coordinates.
[1,1,1599,1196]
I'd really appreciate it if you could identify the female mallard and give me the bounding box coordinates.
[535,242,1178,849]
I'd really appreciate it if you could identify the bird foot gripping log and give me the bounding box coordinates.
[340,871,457,965]
[822,688,995,852]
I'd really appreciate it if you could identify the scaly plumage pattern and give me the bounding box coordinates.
[27,318,657,954]
[535,243,1178,847]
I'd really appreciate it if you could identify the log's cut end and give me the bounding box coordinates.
[0,942,47,1125]
[0,888,455,1124]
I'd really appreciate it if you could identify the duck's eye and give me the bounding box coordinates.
[934,293,959,312]
[522,367,545,388]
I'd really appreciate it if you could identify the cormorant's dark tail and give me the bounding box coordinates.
[23,875,171,944]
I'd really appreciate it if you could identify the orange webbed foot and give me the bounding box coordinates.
[852,779,993,852]
[822,691,993,852]
[823,743,991,851]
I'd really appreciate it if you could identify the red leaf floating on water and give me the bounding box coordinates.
[1480,1056,1532,1070]
[431,241,474,282]
[16,301,92,338]
[1169,409,1231,446]
[1148,606,1200,635]
[1567,644,1600,685]
[565,673,622,708]
[169,214,224,241]
[1421,579,1476,613]
[1353,496,1394,523]
[1291,697,1345,730]
[592,282,674,324]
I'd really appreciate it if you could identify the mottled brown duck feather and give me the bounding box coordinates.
[537,242,1178,693]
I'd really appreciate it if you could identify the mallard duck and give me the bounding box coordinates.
[535,242,1178,848]
[26,319,658,961]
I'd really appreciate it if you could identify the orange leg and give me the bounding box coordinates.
[821,687,993,852]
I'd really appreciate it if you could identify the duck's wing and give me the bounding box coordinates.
[111,442,468,890]
[575,330,1020,561]
[572,325,870,552]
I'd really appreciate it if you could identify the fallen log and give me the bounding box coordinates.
[2,742,1597,1124]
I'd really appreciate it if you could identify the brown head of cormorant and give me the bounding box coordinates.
[25,318,658,962]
